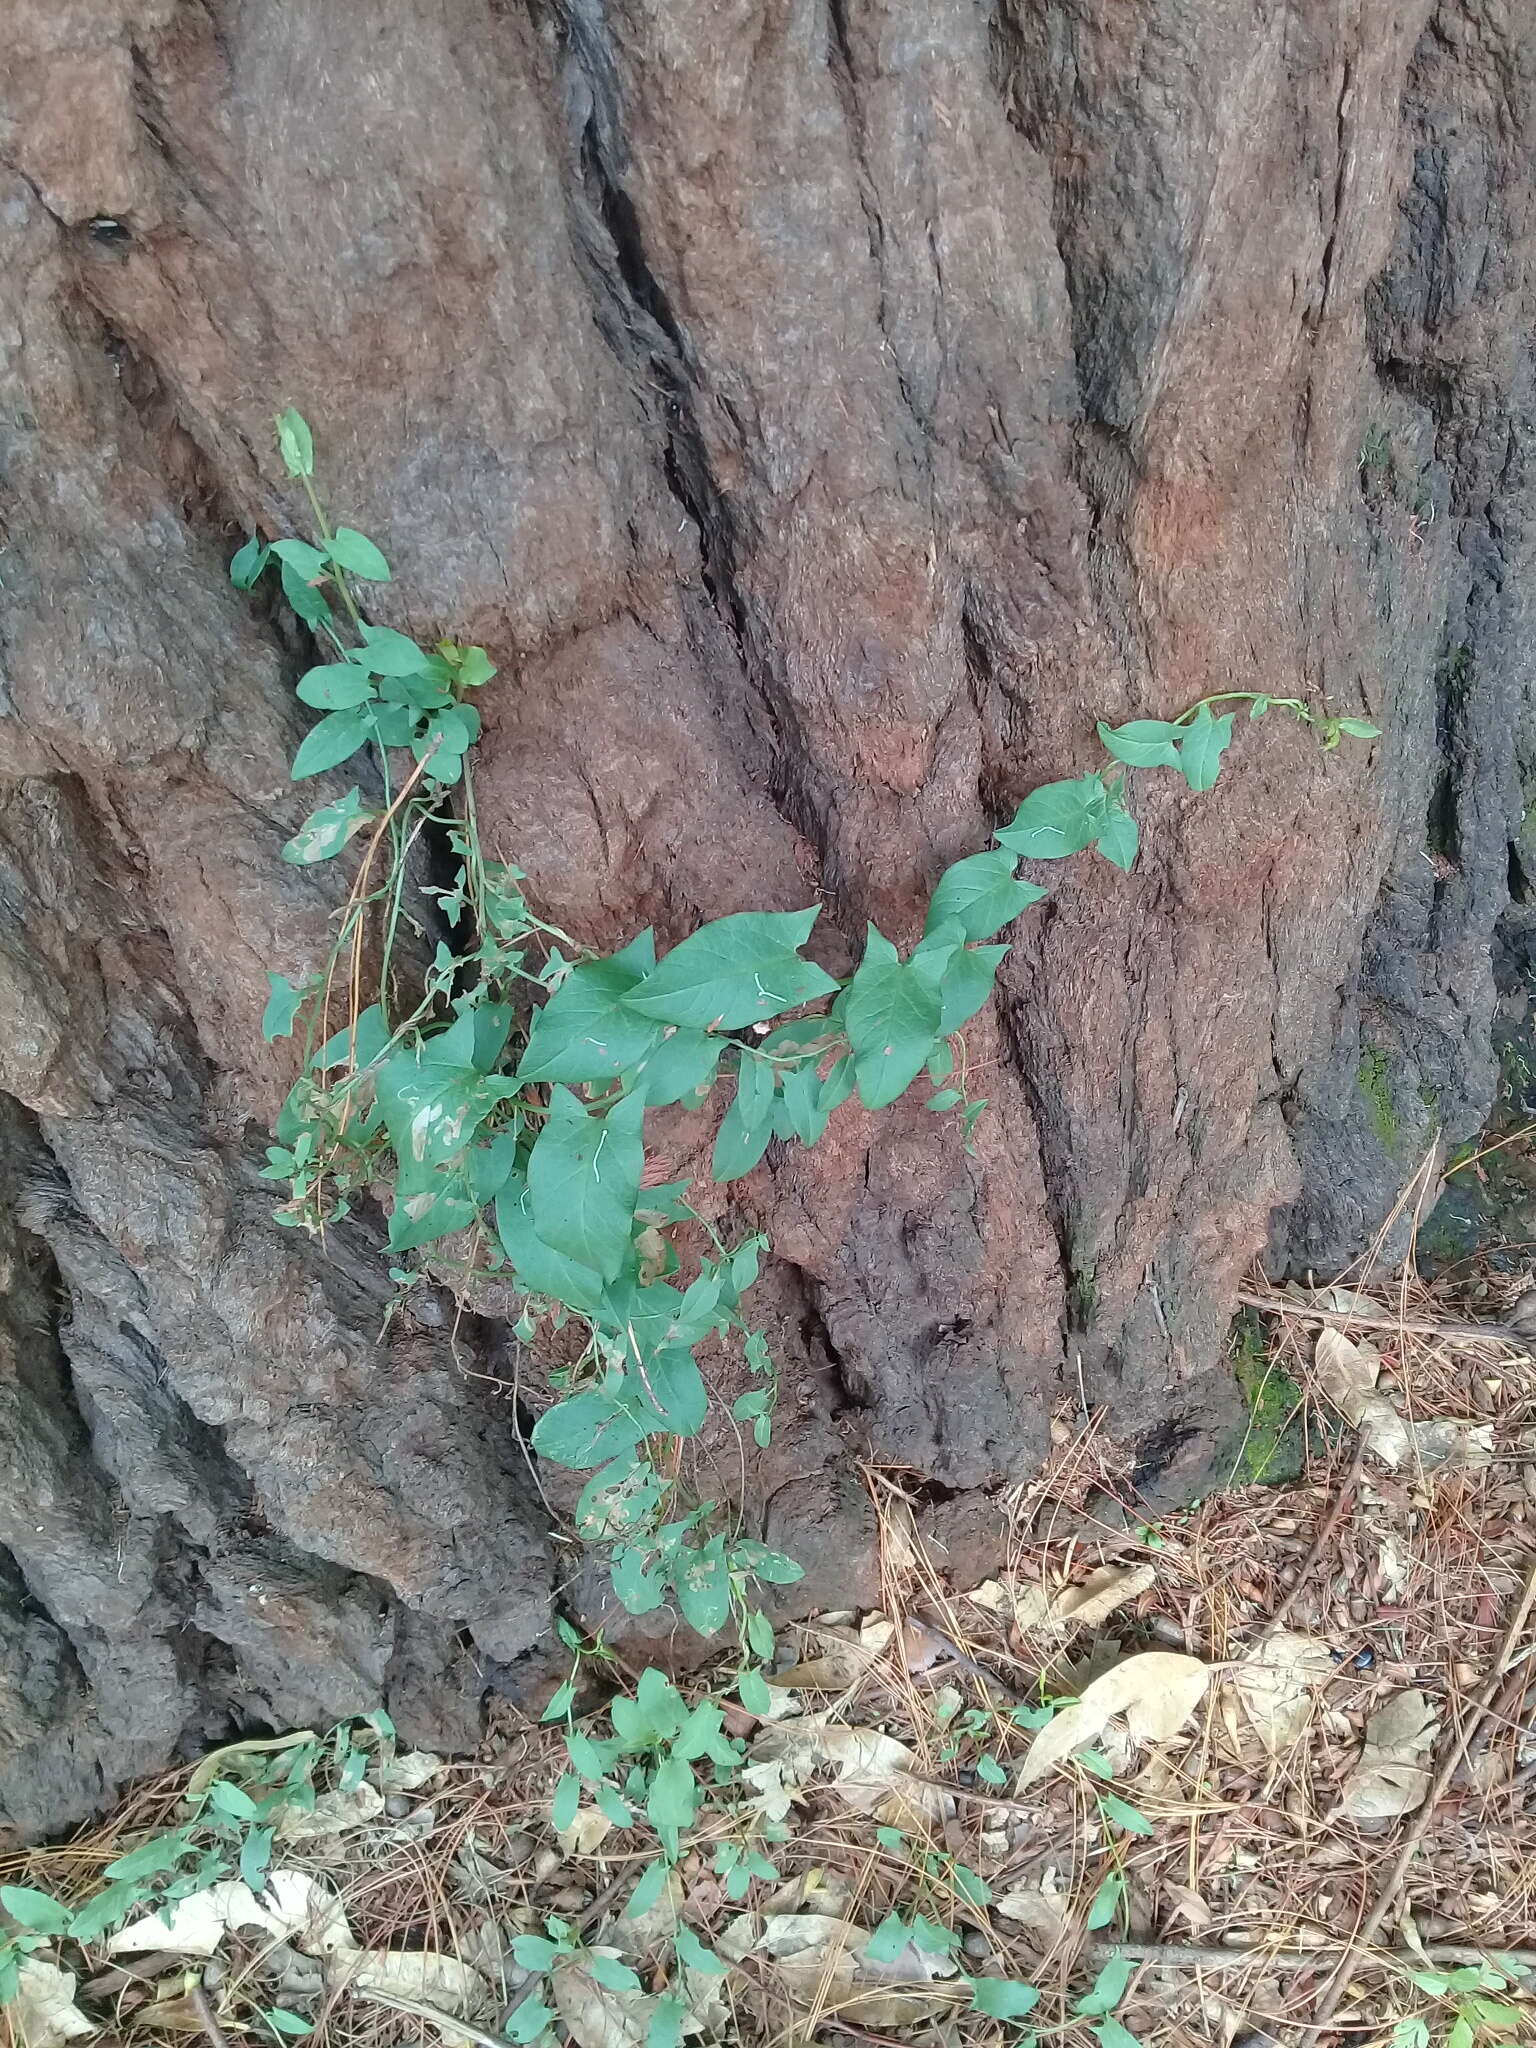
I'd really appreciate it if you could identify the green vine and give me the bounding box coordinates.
[237,407,1379,1847]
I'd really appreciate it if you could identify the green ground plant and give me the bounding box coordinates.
[0,413,1383,2043]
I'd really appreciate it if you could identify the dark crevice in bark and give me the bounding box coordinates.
[547,0,850,893]
[823,0,935,475]
[797,1285,870,1419]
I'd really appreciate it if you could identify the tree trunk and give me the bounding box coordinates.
[2,0,1531,1839]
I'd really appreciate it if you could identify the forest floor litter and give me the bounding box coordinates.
[5,1260,1536,2048]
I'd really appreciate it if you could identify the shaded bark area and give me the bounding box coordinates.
[1,0,1532,1837]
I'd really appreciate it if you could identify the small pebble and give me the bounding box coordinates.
[532,1847,563,1883]
[551,1887,589,1913]
[385,1794,413,1818]
[961,1929,992,1961]
[203,1957,227,1991]
[502,1831,536,1869]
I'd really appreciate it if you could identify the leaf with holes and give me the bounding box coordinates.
[282,786,372,865]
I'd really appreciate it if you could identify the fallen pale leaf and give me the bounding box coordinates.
[184,1732,316,1802]
[1313,1328,1380,1424]
[771,1618,892,1693]
[753,1714,949,1826]
[275,1783,385,1842]
[1015,1652,1210,1790]
[1341,1689,1440,1819]
[1161,1883,1213,1933]
[717,1912,961,2025]
[557,1807,615,1860]
[333,1949,490,2035]
[993,1872,1069,1952]
[1321,1287,1383,1320]
[377,1751,445,1793]
[1410,1418,1493,1473]
[12,1961,95,2048]
[1230,1632,1336,1753]
[107,1872,353,1957]
[550,1954,656,2048]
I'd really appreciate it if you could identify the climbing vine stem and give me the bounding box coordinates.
[237,408,1378,1882]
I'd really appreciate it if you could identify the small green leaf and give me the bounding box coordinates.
[926,1088,963,1112]
[1094,801,1139,871]
[844,925,952,1109]
[730,1539,804,1585]
[994,773,1107,859]
[625,1860,670,1920]
[925,849,1047,941]
[105,1835,191,1875]
[864,1912,912,1963]
[542,1683,576,1724]
[511,1934,564,1972]
[712,1051,777,1181]
[1336,716,1381,739]
[207,1779,259,1821]
[291,705,373,780]
[275,407,314,478]
[456,645,497,689]
[647,1995,687,2048]
[531,1390,648,1472]
[261,972,304,1042]
[623,909,839,1030]
[1446,2018,1475,2048]
[1176,706,1234,792]
[528,1087,645,1281]
[1075,1953,1134,2017]
[548,1769,581,1835]
[261,2010,314,2039]
[1249,695,1271,720]
[968,1977,1040,2020]
[674,1925,726,1976]
[0,1887,69,1936]
[240,1825,274,1893]
[737,1668,772,1716]
[1098,1793,1154,1836]
[230,535,269,589]
[586,1952,641,1993]
[1097,718,1183,769]
[595,1783,634,1827]
[975,1753,1007,1787]
[67,1881,150,1943]
[937,942,1007,1036]
[506,1998,557,2043]
[1093,2018,1144,2048]
[327,528,391,580]
[1084,1871,1124,1931]
[647,1755,697,1848]
[518,947,663,1085]
[354,624,431,677]
[296,662,376,710]
[675,1536,731,1636]
[282,786,372,865]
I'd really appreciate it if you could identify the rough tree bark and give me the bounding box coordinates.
[2,0,1532,1840]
